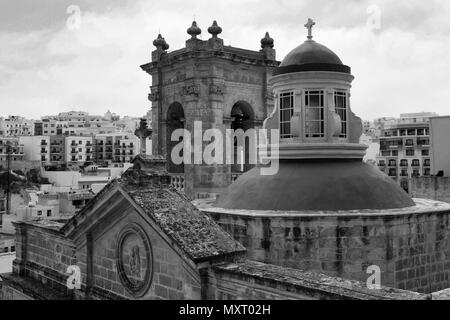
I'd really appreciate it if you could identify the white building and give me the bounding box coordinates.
[0,116,34,137]
[377,112,437,192]
[19,136,51,163]
[65,136,94,163]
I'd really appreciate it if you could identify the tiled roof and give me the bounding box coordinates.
[62,162,246,263]
[119,171,246,262]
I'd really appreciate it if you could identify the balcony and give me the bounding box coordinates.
[423,161,431,167]
[417,140,430,147]
[388,162,397,167]
[388,171,397,177]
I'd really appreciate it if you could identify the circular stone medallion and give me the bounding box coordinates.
[116,224,153,297]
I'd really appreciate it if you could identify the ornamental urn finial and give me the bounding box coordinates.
[153,33,169,51]
[187,21,202,38]
[208,20,222,38]
[260,32,274,49]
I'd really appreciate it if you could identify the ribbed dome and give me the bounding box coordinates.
[274,40,351,75]
[215,159,415,212]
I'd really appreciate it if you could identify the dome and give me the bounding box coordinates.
[215,159,415,212]
[274,40,351,75]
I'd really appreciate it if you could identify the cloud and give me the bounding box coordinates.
[0,0,449,120]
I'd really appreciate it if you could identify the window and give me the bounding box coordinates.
[422,149,429,156]
[406,149,415,156]
[388,159,397,166]
[305,90,324,138]
[11,246,15,252]
[424,168,430,176]
[400,159,408,167]
[392,150,398,156]
[334,91,347,138]
[388,168,397,176]
[412,159,420,167]
[279,91,294,138]
[47,210,52,217]
[37,210,42,216]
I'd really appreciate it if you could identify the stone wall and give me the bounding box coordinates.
[77,207,202,300]
[206,199,450,293]
[411,177,450,203]
[12,221,76,296]
[0,217,435,300]
[208,260,426,300]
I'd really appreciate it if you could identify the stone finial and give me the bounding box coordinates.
[187,21,202,39]
[153,33,169,51]
[260,32,274,49]
[208,20,222,38]
[134,118,152,155]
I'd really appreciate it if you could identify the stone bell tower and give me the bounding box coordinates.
[141,20,280,198]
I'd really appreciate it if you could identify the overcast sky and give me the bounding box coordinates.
[0,0,449,121]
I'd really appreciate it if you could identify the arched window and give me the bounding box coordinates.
[166,102,185,174]
[231,101,255,173]
[334,90,348,138]
[305,90,325,138]
[279,92,294,138]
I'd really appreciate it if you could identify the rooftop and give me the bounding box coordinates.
[62,161,246,263]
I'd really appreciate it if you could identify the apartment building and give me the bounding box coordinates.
[95,133,139,165]
[0,116,34,136]
[377,113,435,191]
[0,137,25,162]
[19,136,51,164]
[429,116,450,176]
[65,136,94,164]
[49,135,66,164]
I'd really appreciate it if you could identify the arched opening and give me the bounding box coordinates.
[166,102,185,173]
[230,101,255,174]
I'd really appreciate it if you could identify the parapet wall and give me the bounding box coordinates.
[411,177,450,203]
[206,199,450,293]
[12,220,76,297]
[208,260,426,300]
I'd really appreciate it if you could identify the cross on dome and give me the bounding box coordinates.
[305,18,316,40]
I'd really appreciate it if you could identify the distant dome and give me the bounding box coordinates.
[274,40,351,75]
[215,160,415,212]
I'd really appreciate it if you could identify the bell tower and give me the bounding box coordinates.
[141,21,280,198]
